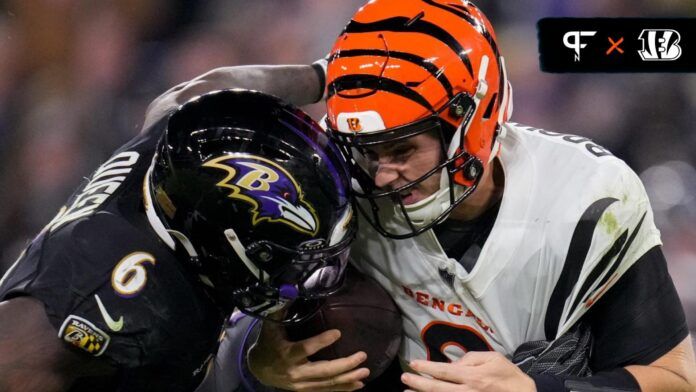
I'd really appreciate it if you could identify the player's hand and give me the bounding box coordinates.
[401,351,536,392]
[247,317,370,391]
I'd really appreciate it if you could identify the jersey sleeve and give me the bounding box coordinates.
[0,237,45,302]
[555,161,662,337]
[2,214,223,371]
[586,246,687,370]
[0,218,147,362]
[195,313,259,392]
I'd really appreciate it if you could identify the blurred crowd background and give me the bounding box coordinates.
[0,0,694,346]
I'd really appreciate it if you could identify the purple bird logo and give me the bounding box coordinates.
[202,154,319,235]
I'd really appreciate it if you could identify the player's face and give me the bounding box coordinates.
[362,131,443,205]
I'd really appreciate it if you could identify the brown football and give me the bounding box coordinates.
[286,265,402,382]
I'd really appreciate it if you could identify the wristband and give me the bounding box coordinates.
[530,368,640,392]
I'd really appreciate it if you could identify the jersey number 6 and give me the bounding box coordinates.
[111,252,156,297]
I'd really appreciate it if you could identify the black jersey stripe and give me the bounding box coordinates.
[591,212,647,293]
[567,230,627,314]
[344,17,473,77]
[330,49,454,98]
[544,197,618,340]
[569,212,647,313]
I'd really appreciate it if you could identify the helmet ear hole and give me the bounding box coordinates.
[449,100,466,118]
[447,94,476,122]
[247,243,274,263]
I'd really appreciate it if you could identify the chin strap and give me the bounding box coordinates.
[168,229,199,258]
[167,229,218,288]
[447,55,490,160]
[490,55,513,162]
[497,56,512,125]
[224,228,269,284]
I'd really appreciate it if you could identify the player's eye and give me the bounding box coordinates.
[389,145,415,162]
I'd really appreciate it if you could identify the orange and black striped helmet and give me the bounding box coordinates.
[325,0,512,239]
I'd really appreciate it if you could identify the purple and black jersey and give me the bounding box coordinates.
[0,118,226,391]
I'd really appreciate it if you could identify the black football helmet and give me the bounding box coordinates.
[149,89,355,323]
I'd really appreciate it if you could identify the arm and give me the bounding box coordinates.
[531,246,695,392]
[527,338,696,392]
[401,342,696,392]
[586,246,694,391]
[626,335,696,392]
[0,297,113,391]
[401,246,696,392]
[142,64,324,132]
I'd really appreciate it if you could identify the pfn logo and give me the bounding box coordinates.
[638,29,682,61]
[563,31,597,61]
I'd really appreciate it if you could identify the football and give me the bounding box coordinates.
[286,265,402,382]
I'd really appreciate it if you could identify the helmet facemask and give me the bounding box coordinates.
[220,206,355,324]
[329,93,483,239]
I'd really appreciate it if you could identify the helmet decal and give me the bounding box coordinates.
[203,154,319,235]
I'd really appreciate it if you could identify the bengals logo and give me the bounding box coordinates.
[347,118,362,132]
[638,29,682,61]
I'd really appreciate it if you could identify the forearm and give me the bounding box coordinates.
[626,364,695,392]
[625,335,696,392]
[531,365,694,392]
[532,335,696,392]
[142,64,322,131]
[531,368,639,392]
[177,64,322,106]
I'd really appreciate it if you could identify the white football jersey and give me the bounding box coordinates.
[349,122,661,364]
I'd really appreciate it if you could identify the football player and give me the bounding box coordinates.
[244,1,696,391]
[0,87,357,391]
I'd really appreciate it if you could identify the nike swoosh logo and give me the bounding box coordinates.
[95,294,124,332]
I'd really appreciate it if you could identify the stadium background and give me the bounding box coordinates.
[0,0,694,349]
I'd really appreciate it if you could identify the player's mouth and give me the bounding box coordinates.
[399,189,419,205]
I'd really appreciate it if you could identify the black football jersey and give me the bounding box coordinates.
[0,118,226,391]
